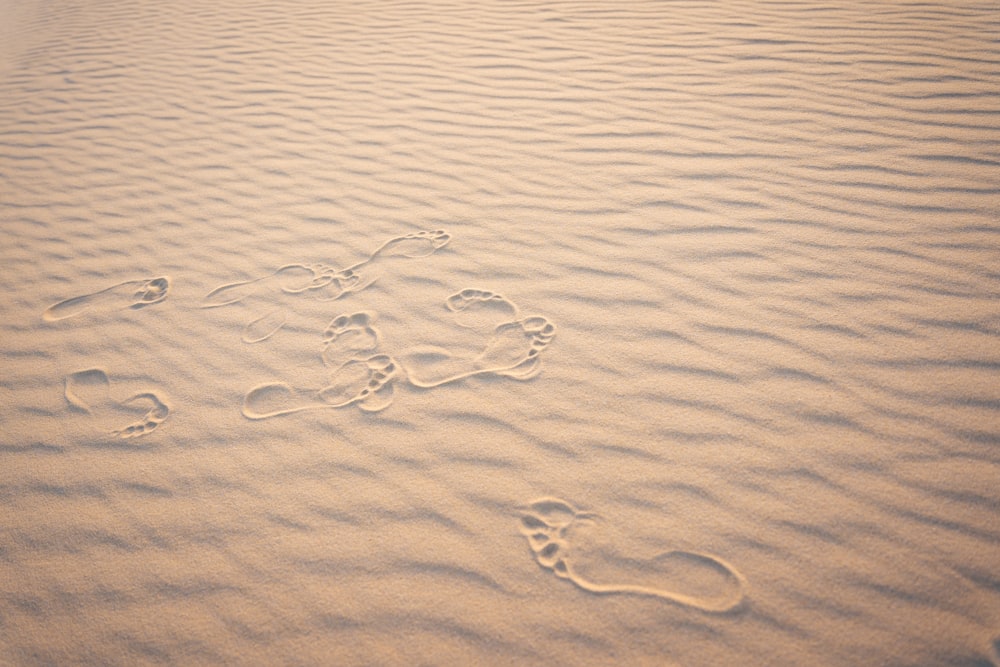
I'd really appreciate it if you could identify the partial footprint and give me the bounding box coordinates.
[243,309,288,344]
[372,229,451,259]
[401,316,556,388]
[446,288,520,331]
[518,498,747,613]
[243,354,399,419]
[201,264,330,308]
[44,277,170,322]
[321,311,381,369]
[314,230,452,301]
[64,369,170,439]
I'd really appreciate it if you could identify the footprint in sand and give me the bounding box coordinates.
[65,368,170,439]
[445,288,520,332]
[321,311,381,370]
[243,354,399,419]
[517,498,747,613]
[400,313,556,388]
[201,230,450,342]
[43,277,170,322]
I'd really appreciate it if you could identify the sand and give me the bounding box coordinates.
[1,0,999,664]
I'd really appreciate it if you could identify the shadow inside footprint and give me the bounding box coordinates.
[64,369,170,439]
[44,277,171,322]
[518,497,747,613]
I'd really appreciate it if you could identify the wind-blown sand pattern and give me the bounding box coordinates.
[2,0,999,665]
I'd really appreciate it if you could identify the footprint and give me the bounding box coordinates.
[243,309,288,344]
[64,368,170,439]
[201,264,332,308]
[313,230,452,301]
[242,354,399,419]
[445,288,520,331]
[44,277,170,322]
[321,311,381,369]
[517,498,747,613]
[371,229,452,259]
[401,316,556,388]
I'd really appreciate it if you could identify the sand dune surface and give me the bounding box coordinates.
[1,0,999,664]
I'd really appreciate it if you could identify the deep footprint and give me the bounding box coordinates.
[64,369,170,439]
[321,311,381,369]
[518,497,747,613]
[44,277,170,322]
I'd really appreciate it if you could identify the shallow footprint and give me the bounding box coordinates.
[445,288,520,331]
[201,264,327,308]
[372,229,451,259]
[314,229,452,300]
[243,355,399,419]
[44,277,170,322]
[242,309,288,344]
[321,311,381,369]
[517,497,747,613]
[64,369,170,439]
[401,316,556,388]
[319,354,398,412]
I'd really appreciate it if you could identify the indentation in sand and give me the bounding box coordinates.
[518,497,747,613]
[243,355,400,419]
[43,277,170,322]
[65,368,170,439]
[202,230,450,342]
[401,314,556,388]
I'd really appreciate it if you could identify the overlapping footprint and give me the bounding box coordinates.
[64,368,170,439]
[518,498,748,613]
[201,230,451,343]
[43,277,170,322]
[243,312,400,418]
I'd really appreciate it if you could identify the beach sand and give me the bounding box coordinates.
[1,0,999,664]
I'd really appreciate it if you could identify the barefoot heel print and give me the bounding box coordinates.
[518,498,747,613]
[43,277,170,322]
[65,368,170,439]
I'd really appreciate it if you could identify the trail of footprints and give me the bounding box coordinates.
[41,229,749,612]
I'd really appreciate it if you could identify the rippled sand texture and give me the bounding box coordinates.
[2,0,999,665]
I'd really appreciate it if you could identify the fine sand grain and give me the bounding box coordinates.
[2,0,999,665]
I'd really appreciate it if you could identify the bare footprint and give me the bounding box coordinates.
[518,497,747,613]
[243,354,399,419]
[64,368,170,439]
[401,316,556,388]
[321,311,381,369]
[313,230,452,301]
[445,288,520,331]
[201,264,340,308]
[44,277,170,322]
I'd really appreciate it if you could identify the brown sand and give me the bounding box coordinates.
[1,0,999,665]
